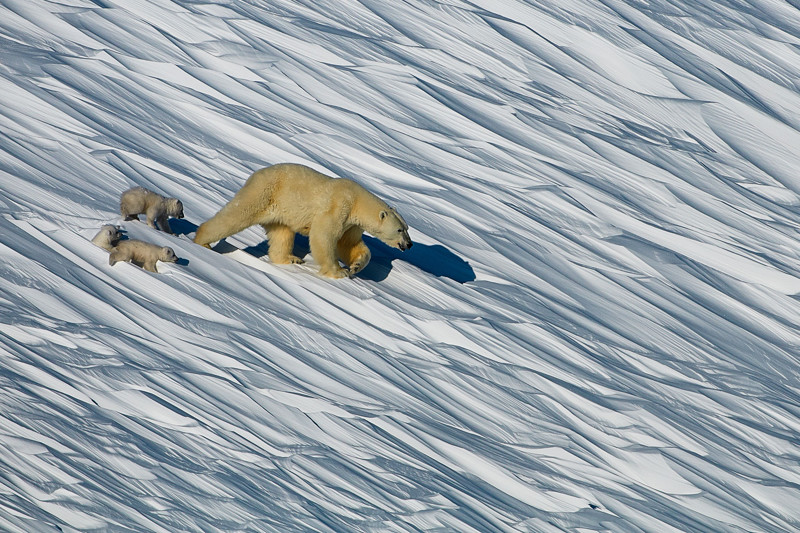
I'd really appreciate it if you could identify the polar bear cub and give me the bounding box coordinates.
[120,187,184,234]
[91,225,123,251]
[194,163,412,278]
[109,239,178,273]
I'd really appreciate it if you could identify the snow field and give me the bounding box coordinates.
[2,0,800,531]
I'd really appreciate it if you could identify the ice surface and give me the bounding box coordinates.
[2,0,800,531]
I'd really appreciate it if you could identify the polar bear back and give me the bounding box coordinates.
[231,163,388,234]
[120,187,183,218]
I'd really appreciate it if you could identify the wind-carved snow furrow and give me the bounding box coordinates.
[2,1,800,532]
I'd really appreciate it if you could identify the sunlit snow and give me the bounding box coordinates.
[2,1,800,531]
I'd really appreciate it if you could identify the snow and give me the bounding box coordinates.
[2,0,800,531]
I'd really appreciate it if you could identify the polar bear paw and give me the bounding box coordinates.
[348,261,366,276]
[272,254,304,265]
[320,266,350,279]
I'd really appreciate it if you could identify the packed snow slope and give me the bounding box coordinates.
[3,0,800,531]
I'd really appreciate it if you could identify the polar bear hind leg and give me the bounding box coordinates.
[263,223,304,264]
[195,208,258,248]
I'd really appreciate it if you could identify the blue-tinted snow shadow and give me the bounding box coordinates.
[359,236,475,283]
[242,235,475,283]
[168,218,198,237]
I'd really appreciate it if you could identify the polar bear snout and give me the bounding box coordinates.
[379,208,412,252]
[173,200,185,219]
[161,247,179,263]
[395,232,413,251]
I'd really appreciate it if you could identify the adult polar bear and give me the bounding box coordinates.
[194,163,412,278]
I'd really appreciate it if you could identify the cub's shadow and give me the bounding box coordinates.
[172,219,474,283]
[169,219,199,237]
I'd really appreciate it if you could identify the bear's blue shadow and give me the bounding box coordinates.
[268,235,474,283]
[358,236,475,283]
[175,219,474,283]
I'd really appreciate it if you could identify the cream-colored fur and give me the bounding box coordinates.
[91,225,122,251]
[109,239,178,273]
[120,187,184,234]
[194,163,412,278]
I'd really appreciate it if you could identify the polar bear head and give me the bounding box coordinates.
[92,225,123,251]
[374,208,412,251]
[159,246,179,263]
[166,198,185,219]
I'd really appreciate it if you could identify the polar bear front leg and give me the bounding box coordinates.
[142,259,159,273]
[337,227,371,275]
[156,214,173,234]
[108,249,125,267]
[263,224,304,264]
[347,245,371,276]
[310,225,348,278]
[145,208,160,230]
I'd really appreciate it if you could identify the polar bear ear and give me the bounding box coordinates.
[380,210,388,220]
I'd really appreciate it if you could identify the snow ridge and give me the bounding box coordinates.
[2,1,800,531]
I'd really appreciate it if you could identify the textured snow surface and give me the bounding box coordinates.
[2,1,800,531]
